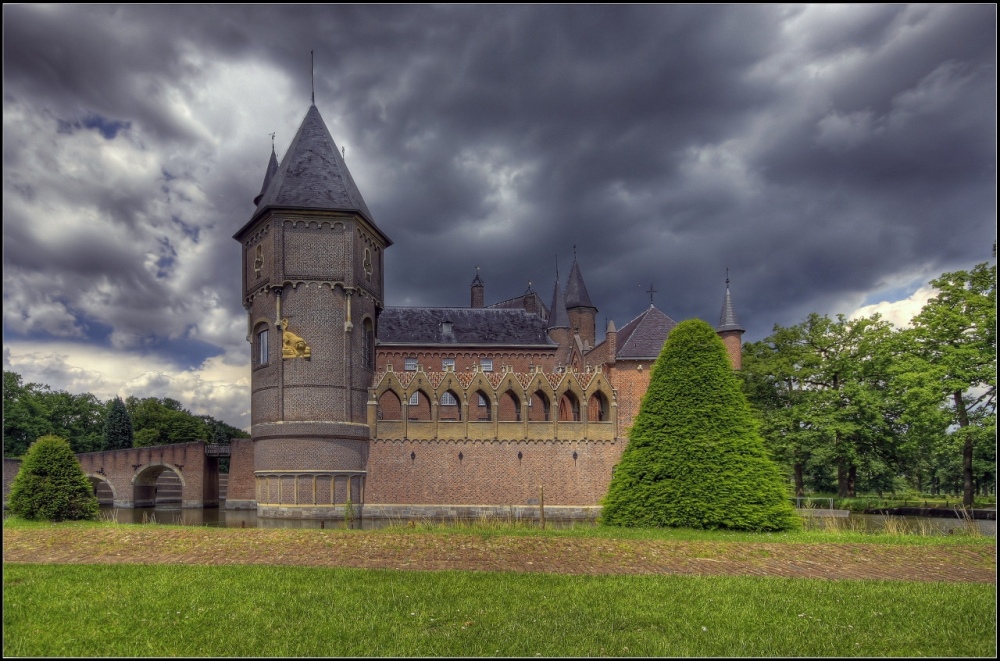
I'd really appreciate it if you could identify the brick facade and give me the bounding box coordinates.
[232,104,743,518]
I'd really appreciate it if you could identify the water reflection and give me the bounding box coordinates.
[98,505,995,536]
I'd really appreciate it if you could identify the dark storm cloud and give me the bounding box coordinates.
[2,5,995,425]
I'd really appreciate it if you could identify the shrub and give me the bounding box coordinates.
[8,435,99,521]
[602,319,799,531]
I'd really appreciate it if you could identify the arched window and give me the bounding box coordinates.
[378,390,401,421]
[529,391,551,421]
[558,392,581,421]
[473,390,492,421]
[363,318,375,369]
[407,391,432,421]
[498,390,521,422]
[439,390,461,421]
[588,392,609,422]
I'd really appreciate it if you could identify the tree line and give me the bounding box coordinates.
[2,371,249,458]
[741,263,996,507]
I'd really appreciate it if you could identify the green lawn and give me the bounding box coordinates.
[3,562,995,657]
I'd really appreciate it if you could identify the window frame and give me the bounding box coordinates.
[257,328,269,366]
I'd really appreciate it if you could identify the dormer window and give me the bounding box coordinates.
[441,320,453,334]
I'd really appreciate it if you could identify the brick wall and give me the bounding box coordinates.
[226,438,256,508]
[608,360,654,433]
[3,458,22,507]
[366,438,624,506]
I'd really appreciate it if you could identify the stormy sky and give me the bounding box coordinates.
[3,5,995,430]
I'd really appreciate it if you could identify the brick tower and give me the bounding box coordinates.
[233,104,392,518]
[715,276,745,370]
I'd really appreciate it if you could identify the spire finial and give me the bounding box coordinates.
[573,243,577,259]
[342,145,346,160]
[555,254,560,281]
[269,132,276,151]
[726,267,730,287]
[646,283,656,305]
[311,50,315,106]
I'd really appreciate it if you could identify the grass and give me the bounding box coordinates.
[3,563,996,657]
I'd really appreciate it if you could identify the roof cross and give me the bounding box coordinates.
[646,283,656,305]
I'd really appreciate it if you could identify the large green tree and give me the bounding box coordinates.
[603,319,798,531]
[904,263,996,506]
[102,396,134,450]
[742,314,898,498]
[8,435,99,521]
[3,371,105,456]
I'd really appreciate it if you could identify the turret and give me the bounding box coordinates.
[547,272,571,349]
[715,275,745,370]
[471,268,484,308]
[565,256,597,349]
[233,104,392,519]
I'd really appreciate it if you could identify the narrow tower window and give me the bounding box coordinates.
[258,328,269,365]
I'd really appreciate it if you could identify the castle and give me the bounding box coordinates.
[227,104,744,519]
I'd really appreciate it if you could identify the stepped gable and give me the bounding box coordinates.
[250,105,377,225]
[564,259,596,310]
[615,305,678,360]
[378,307,553,346]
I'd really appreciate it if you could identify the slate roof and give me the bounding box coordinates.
[250,105,377,225]
[378,307,554,346]
[253,148,279,206]
[547,278,570,330]
[615,305,678,359]
[716,287,745,333]
[564,259,596,310]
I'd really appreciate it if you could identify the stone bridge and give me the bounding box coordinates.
[76,441,222,508]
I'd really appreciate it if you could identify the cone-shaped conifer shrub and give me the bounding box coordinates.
[8,435,99,521]
[602,319,799,531]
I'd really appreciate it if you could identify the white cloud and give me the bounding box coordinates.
[848,283,936,328]
[3,341,251,430]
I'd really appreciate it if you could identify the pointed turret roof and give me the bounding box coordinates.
[253,148,279,206]
[471,269,484,287]
[615,305,677,359]
[251,105,376,224]
[564,258,596,310]
[716,285,745,333]
[547,277,570,330]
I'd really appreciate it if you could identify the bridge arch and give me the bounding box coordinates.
[86,473,117,505]
[132,463,186,508]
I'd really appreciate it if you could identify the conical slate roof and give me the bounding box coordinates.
[615,305,678,359]
[251,105,376,224]
[716,286,745,333]
[564,259,596,310]
[547,277,570,330]
[253,148,279,206]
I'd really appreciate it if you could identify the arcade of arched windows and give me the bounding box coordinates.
[369,372,618,441]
